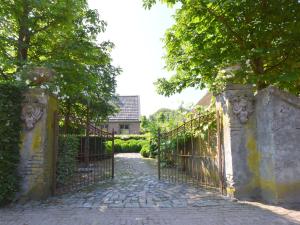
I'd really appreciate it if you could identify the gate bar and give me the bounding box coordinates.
[158,129,161,180]
[112,129,115,179]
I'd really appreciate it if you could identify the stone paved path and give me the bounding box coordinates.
[1,153,300,225]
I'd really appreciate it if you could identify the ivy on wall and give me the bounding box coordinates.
[0,82,25,205]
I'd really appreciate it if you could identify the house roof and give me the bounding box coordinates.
[196,92,213,108]
[108,96,140,122]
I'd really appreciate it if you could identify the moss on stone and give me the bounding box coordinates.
[246,135,261,190]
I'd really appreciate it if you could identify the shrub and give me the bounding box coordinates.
[105,140,113,153]
[140,145,150,158]
[149,139,158,158]
[56,135,80,186]
[0,82,25,205]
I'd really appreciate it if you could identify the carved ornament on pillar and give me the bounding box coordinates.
[22,96,45,130]
[229,94,254,124]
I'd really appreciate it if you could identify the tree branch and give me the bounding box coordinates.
[0,45,14,60]
[200,2,246,49]
[0,68,8,80]
[31,19,57,35]
[264,53,290,73]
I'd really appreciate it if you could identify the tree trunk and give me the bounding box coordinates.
[17,0,30,67]
[256,80,267,90]
[251,57,267,90]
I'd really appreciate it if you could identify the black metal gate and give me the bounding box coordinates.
[53,114,114,194]
[157,110,225,194]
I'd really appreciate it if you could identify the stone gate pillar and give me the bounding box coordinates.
[18,88,58,201]
[216,84,259,200]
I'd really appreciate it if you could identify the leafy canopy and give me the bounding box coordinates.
[0,0,121,122]
[144,0,300,95]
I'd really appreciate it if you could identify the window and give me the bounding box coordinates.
[120,124,129,129]
[120,124,129,134]
[100,124,108,130]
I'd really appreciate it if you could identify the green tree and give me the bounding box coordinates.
[142,107,189,135]
[144,0,300,95]
[0,0,120,123]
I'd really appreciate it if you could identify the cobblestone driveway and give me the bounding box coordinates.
[1,153,299,225]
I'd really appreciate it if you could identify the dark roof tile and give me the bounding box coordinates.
[108,96,140,121]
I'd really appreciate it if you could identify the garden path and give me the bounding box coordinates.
[1,153,300,225]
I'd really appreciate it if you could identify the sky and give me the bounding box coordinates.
[88,0,206,116]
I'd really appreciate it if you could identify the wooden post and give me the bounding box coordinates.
[158,129,161,180]
[217,109,225,194]
[112,129,115,179]
[191,115,194,185]
[183,121,187,183]
[176,126,179,183]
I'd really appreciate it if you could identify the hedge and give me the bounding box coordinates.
[105,139,149,153]
[0,82,25,205]
[114,134,148,141]
[80,136,109,155]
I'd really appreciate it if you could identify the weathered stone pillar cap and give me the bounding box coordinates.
[26,87,57,98]
[224,84,254,91]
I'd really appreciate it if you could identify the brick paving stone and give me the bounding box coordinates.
[0,153,299,225]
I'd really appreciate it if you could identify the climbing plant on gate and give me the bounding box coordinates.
[159,106,217,167]
[56,135,80,186]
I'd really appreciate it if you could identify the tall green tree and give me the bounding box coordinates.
[144,0,300,95]
[0,0,120,122]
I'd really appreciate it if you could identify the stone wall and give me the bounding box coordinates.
[217,85,300,205]
[255,87,300,204]
[18,89,58,201]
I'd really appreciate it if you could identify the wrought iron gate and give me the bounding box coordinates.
[157,110,225,194]
[53,114,114,194]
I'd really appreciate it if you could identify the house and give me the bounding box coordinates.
[195,92,213,108]
[101,96,141,135]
